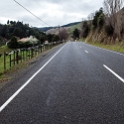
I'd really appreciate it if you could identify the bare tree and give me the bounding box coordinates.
[104,0,124,39]
[87,13,94,26]
[59,27,68,41]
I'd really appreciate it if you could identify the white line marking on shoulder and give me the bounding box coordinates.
[83,43,124,56]
[103,64,124,83]
[0,44,66,112]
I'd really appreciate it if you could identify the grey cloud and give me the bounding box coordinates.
[0,0,104,27]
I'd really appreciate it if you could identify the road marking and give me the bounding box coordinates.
[103,64,124,83]
[83,42,124,56]
[85,50,89,53]
[0,44,66,112]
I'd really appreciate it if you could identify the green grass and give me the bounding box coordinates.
[0,45,40,75]
[70,23,81,31]
[0,44,57,85]
[0,46,11,74]
[0,49,40,87]
[67,23,82,35]
[84,41,124,53]
[0,45,11,53]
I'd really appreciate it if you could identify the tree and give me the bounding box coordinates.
[0,20,47,46]
[73,28,80,39]
[17,21,23,27]
[59,27,68,41]
[81,21,90,38]
[39,36,45,44]
[98,13,105,27]
[52,35,59,42]
[92,8,104,29]
[7,20,9,25]
[1,25,8,38]
[10,21,14,25]
[87,13,94,26]
[13,28,23,38]
[8,36,18,48]
[46,34,54,43]
[104,0,124,39]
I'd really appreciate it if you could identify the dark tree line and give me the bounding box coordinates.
[72,28,80,40]
[0,20,60,47]
[0,21,30,39]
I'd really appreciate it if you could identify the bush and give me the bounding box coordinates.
[23,41,33,48]
[18,41,24,48]
[105,25,114,36]
[8,36,18,48]
[52,35,59,42]
[82,21,90,38]
[18,36,39,48]
[98,14,105,27]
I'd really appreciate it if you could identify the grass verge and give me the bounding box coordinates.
[84,41,124,53]
[0,45,59,88]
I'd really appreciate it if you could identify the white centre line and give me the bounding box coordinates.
[0,44,66,112]
[103,64,124,83]
[85,50,89,53]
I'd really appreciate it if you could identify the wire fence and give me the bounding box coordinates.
[0,42,60,75]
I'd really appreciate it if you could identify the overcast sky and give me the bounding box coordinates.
[0,0,103,27]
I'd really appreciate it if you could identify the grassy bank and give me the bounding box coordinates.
[84,40,124,53]
[0,46,32,75]
[0,44,61,88]
[0,45,11,53]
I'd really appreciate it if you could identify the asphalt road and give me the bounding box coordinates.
[0,41,124,124]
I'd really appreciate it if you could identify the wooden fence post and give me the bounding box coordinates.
[41,45,42,52]
[4,52,6,71]
[10,54,11,68]
[23,49,24,61]
[31,48,33,58]
[21,50,23,63]
[16,50,19,64]
[14,51,16,65]
[26,49,27,60]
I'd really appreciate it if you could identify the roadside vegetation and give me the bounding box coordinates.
[69,0,124,53]
[0,0,123,85]
[0,20,67,83]
[0,41,62,87]
[86,41,124,53]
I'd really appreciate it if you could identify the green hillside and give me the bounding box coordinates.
[67,22,82,34]
[38,22,81,32]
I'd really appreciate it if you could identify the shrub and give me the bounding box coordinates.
[98,13,105,27]
[52,35,59,42]
[8,36,18,48]
[18,41,24,48]
[82,21,90,38]
[105,25,114,36]
[23,41,32,48]
[18,36,39,48]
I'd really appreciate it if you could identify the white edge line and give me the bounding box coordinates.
[83,42,124,56]
[0,44,66,112]
[103,64,124,83]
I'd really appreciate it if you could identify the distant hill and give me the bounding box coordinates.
[67,22,82,34]
[38,27,53,32]
[37,22,81,32]
[61,22,81,28]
